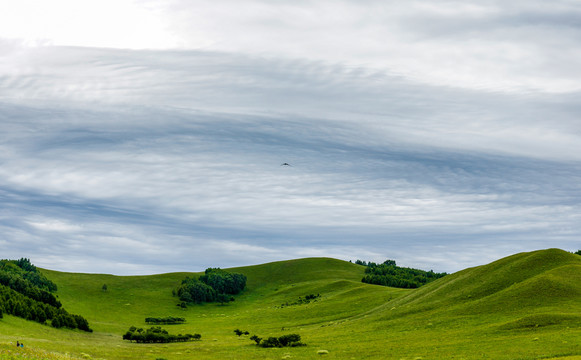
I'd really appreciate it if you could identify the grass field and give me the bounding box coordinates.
[1,249,580,359]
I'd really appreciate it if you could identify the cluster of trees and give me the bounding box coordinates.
[2,258,58,291]
[0,258,92,332]
[234,329,250,336]
[250,334,305,348]
[122,326,201,343]
[234,329,306,348]
[199,268,247,295]
[145,317,185,325]
[358,259,447,289]
[51,313,91,332]
[575,250,581,256]
[174,268,247,305]
[0,259,60,308]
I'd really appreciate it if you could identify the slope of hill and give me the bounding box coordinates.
[0,250,579,360]
[386,248,581,314]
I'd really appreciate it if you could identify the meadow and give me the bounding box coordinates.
[1,249,580,359]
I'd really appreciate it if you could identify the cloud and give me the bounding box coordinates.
[26,218,83,233]
[1,91,580,274]
[1,1,580,274]
[3,0,581,92]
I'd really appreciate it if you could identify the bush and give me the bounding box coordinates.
[278,334,302,347]
[123,326,201,343]
[252,334,305,348]
[250,335,262,345]
[145,316,185,325]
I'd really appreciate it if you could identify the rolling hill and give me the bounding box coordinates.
[1,249,580,359]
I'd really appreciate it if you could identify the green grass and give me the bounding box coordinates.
[0,342,87,359]
[1,250,580,359]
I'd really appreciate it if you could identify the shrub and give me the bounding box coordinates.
[252,334,305,348]
[123,326,201,343]
[259,337,281,348]
[145,316,186,325]
[250,335,262,345]
[278,334,302,347]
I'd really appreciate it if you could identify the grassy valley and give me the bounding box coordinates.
[1,249,580,359]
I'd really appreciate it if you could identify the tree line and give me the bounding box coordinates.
[145,316,185,325]
[250,333,305,348]
[233,329,306,348]
[174,268,247,305]
[357,259,447,289]
[0,258,92,332]
[0,259,61,308]
[123,326,201,343]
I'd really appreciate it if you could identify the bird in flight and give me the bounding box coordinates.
[280,163,292,166]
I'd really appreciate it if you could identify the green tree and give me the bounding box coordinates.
[175,268,246,306]
[361,259,446,289]
[250,335,262,345]
[217,293,234,305]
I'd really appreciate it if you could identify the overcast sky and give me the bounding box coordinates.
[1,0,580,275]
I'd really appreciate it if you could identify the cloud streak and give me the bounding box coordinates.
[1,1,580,274]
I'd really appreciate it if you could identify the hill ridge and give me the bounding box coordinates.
[385,248,581,315]
[2,248,579,359]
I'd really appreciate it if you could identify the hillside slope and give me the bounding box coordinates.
[387,248,581,314]
[1,250,579,360]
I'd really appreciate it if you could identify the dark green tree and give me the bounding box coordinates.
[361,259,446,289]
[175,268,246,305]
[177,279,216,304]
[250,335,262,345]
[217,293,234,305]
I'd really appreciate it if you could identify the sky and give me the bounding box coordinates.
[1,0,580,275]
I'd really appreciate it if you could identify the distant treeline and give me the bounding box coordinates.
[145,316,185,325]
[174,268,246,305]
[0,258,92,332]
[123,326,201,343]
[356,259,447,289]
[0,259,60,308]
[250,333,306,348]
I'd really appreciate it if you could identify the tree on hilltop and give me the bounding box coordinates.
[175,268,246,305]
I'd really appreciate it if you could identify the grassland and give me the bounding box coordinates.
[0,249,580,359]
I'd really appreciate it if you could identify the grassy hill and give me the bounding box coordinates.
[1,249,580,359]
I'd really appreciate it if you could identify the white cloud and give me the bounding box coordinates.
[0,0,176,49]
[27,219,82,232]
[3,0,581,92]
[1,0,580,275]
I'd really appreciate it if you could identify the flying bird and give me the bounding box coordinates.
[280,163,292,166]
